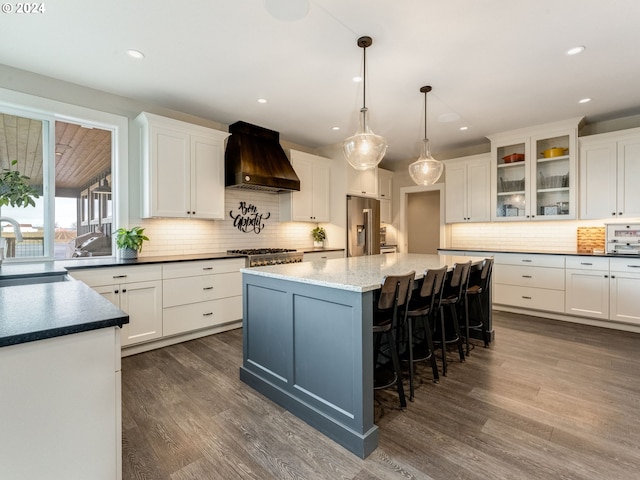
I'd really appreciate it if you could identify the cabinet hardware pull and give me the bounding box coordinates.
[522,296,532,299]
[122,289,127,293]
[580,262,593,265]
[113,275,127,278]
[522,259,532,263]
[203,286,213,290]
[611,275,616,279]
[604,275,608,278]
[203,312,213,316]
[629,265,640,268]
[202,267,213,270]
[522,275,532,278]
[115,289,119,294]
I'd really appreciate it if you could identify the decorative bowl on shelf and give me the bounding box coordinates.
[502,153,525,163]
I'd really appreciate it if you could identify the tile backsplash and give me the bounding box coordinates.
[136,189,320,257]
[449,218,640,253]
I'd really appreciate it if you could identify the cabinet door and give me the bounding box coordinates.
[444,162,467,223]
[565,269,609,319]
[378,169,392,199]
[347,167,378,197]
[150,125,191,218]
[466,158,491,222]
[380,198,392,224]
[491,136,530,221]
[311,161,331,222]
[609,272,640,325]
[579,140,617,219]
[119,280,163,346]
[290,156,314,220]
[617,137,640,217]
[191,134,225,219]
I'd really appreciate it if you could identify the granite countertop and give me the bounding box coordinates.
[242,253,486,293]
[0,262,69,280]
[0,279,128,347]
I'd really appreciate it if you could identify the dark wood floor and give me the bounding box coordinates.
[122,311,640,479]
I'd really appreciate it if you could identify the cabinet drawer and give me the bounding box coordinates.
[162,258,245,279]
[494,253,565,268]
[494,284,565,312]
[565,256,609,271]
[163,296,242,336]
[163,271,241,307]
[303,251,345,262]
[494,264,564,290]
[609,257,640,273]
[70,265,162,287]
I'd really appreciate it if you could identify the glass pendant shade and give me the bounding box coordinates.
[408,139,443,185]
[343,108,387,171]
[409,85,443,185]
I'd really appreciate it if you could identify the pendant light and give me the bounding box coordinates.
[343,36,387,171]
[408,86,443,185]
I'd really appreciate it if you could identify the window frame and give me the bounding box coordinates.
[0,88,129,262]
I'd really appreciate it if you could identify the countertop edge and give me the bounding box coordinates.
[437,248,617,257]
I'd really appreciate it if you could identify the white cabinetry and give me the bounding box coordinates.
[445,154,491,223]
[347,166,378,197]
[280,150,331,222]
[489,118,580,221]
[137,112,230,220]
[579,128,640,219]
[378,168,393,224]
[70,265,163,346]
[493,253,565,312]
[1,328,121,480]
[565,256,610,319]
[609,257,640,325]
[162,258,243,336]
[303,250,345,262]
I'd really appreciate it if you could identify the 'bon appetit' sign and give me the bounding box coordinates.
[229,202,271,234]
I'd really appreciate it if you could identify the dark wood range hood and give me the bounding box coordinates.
[224,121,301,193]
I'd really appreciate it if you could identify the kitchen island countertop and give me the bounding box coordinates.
[438,247,618,257]
[0,279,128,347]
[242,253,482,292]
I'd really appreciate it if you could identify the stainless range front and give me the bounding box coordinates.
[228,248,304,266]
[606,223,640,255]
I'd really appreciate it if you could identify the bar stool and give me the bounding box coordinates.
[373,271,415,410]
[405,266,447,401]
[462,258,493,352]
[434,261,470,376]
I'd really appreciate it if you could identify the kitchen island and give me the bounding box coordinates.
[0,279,129,479]
[239,253,486,458]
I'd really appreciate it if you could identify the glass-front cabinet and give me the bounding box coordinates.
[490,118,581,222]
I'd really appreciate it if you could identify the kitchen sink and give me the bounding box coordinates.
[0,274,69,287]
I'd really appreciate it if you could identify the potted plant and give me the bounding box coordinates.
[311,226,326,248]
[0,159,40,208]
[115,226,149,259]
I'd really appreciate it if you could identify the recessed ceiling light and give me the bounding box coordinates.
[566,46,585,56]
[126,49,145,59]
[257,98,268,104]
[332,126,340,131]
[352,76,362,83]
[579,97,592,104]
[459,126,469,131]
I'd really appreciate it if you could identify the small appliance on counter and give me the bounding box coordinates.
[605,223,640,255]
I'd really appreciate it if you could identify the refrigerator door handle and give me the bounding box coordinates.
[363,208,373,255]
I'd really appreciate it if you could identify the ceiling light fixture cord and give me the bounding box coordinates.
[408,85,443,185]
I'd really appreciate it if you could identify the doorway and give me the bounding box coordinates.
[399,184,445,253]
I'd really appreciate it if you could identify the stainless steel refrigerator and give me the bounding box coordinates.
[347,195,380,257]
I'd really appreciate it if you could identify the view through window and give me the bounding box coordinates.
[0,112,113,260]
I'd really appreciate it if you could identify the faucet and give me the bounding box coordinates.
[0,217,23,264]
[0,217,23,242]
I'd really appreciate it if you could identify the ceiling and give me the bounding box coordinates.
[2,0,640,166]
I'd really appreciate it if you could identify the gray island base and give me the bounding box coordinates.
[239,253,486,457]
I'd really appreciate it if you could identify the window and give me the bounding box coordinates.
[0,88,128,261]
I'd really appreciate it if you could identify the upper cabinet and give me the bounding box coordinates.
[579,127,640,220]
[444,154,491,223]
[347,165,378,197]
[489,118,580,222]
[378,169,393,224]
[279,150,331,222]
[136,112,230,220]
